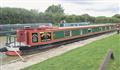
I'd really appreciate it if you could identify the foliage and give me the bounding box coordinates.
[112,14,120,19]
[0,5,120,24]
[0,7,40,24]
[45,4,64,15]
[95,16,120,23]
[22,34,120,70]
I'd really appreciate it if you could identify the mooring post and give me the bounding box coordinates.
[98,49,114,70]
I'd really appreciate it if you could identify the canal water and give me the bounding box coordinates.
[0,36,19,65]
[0,36,7,59]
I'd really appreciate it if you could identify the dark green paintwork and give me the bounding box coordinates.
[102,27,106,31]
[106,26,109,30]
[54,31,64,39]
[92,27,100,32]
[72,29,80,36]
[53,26,113,40]
[82,28,88,34]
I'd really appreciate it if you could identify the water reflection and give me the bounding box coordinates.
[0,53,7,59]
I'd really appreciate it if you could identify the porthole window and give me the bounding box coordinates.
[32,33,38,43]
[88,28,91,32]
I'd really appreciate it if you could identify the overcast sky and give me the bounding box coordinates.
[1,0,120,16]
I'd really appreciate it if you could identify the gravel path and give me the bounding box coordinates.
[1,33,115,70]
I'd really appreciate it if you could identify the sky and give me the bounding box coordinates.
[0,0,120,17]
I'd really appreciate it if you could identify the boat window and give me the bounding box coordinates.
[32,33,38,43]
[88,28,91,32]
[64,30,71,37]
[99,27,102,31]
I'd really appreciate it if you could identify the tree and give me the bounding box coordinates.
[80,14,91,22]
[112,14,120,19]
[0,7,40,24]
[45,4,64,15]
[44,4,64,24]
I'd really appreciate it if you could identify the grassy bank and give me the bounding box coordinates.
[22,34,120,70]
